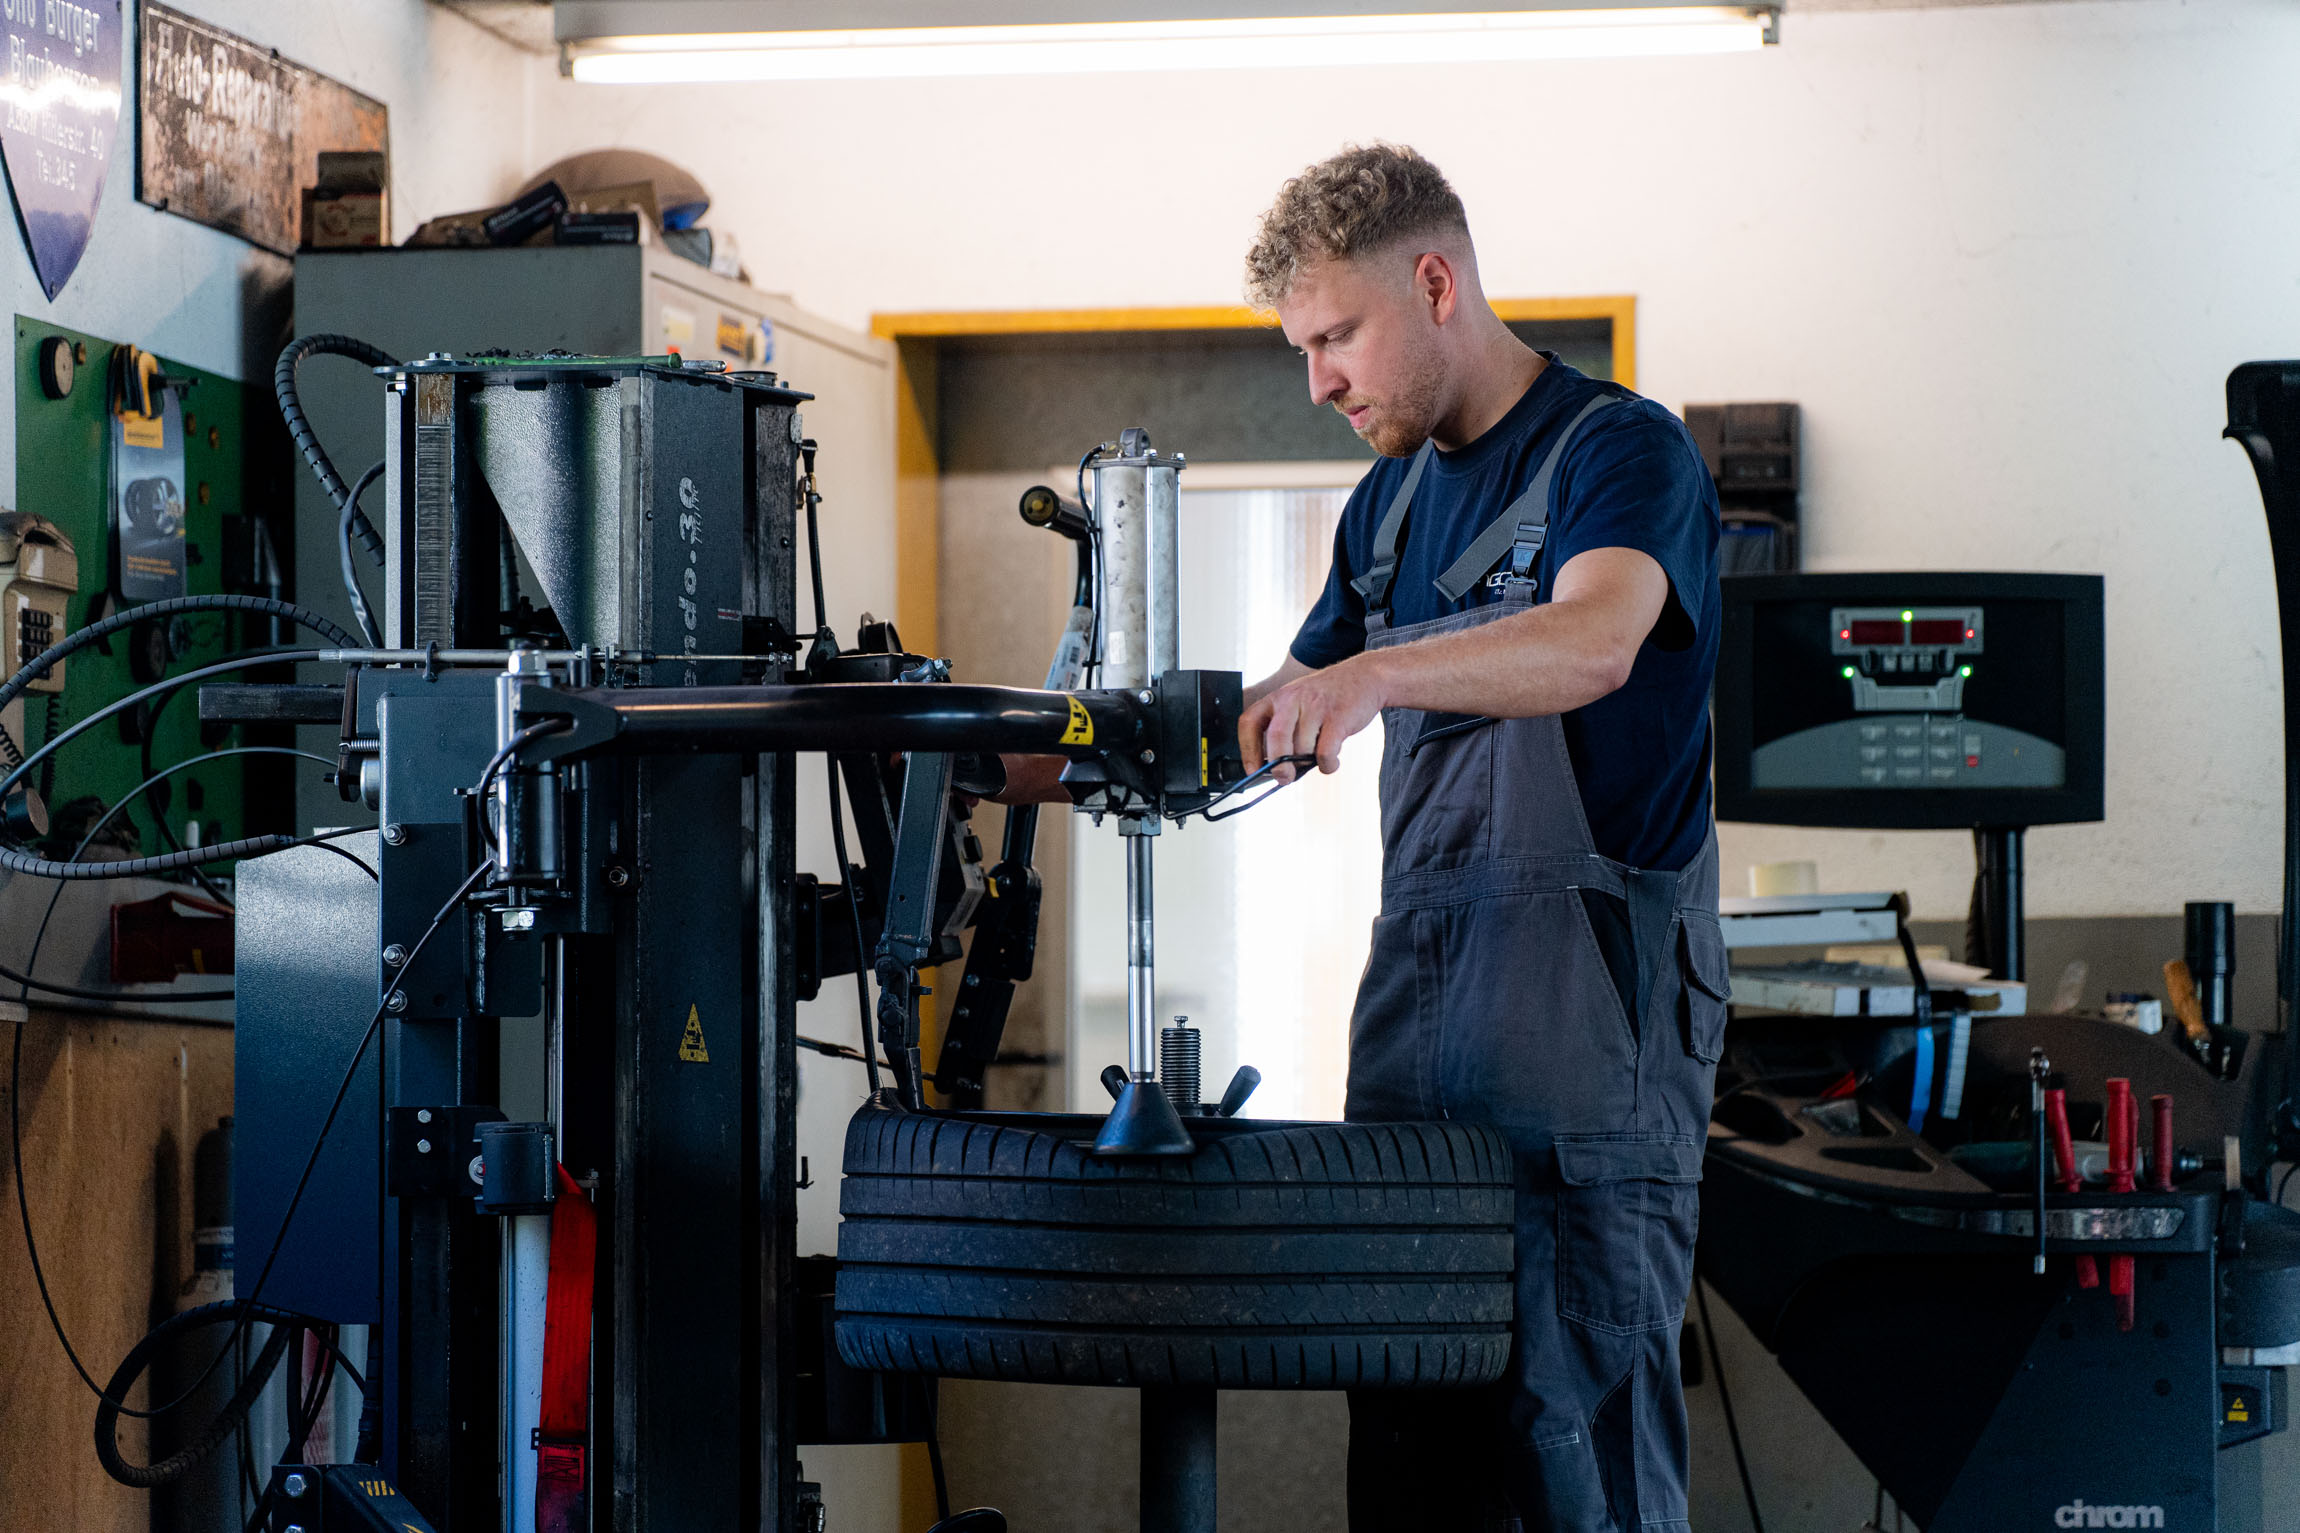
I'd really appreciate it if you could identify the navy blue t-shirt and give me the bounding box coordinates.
[1291,355,1720,872]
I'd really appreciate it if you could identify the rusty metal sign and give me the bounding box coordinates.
[136,2,386,256]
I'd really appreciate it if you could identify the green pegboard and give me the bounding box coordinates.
[13,314,260,863]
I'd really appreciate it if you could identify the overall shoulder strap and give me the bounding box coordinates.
[1347,440,1434,614]
[1432,393,1621,604]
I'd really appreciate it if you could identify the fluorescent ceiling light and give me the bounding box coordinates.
[565,8,1778,84]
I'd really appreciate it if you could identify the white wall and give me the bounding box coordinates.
[0,0,534,496]
[523,0,2300,922]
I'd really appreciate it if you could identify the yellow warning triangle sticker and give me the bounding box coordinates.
[679,1004,710,1063]
[1060,696,1093,745]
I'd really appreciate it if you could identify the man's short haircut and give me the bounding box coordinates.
[1244,143,1471,310]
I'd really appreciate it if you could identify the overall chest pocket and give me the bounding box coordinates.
[1553,1134,1702,1334]
[1378,710,1494,872]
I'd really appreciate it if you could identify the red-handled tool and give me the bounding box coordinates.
[2150,1094,2175,1192]
[2044,1087,2097,1288]
[2105,1078,2136,1192]
[2045,1087,2080,1192]
[2108,1245,2136,1330]
[2105,1078,2136,1331]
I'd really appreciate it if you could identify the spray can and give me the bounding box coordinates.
[154,1116,237,1533]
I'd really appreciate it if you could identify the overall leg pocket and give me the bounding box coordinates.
[1677,914,1731,1065]
[1553,1135,1702,1334]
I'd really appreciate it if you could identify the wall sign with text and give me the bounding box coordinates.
[0,0,124,299]
[136,2,386,257]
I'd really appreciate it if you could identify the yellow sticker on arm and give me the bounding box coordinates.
[1061,696,1094,746]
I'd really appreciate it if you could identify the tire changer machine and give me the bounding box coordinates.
[206,352,1261,1532]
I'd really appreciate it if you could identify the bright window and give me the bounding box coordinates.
[1069,479,1382,1121]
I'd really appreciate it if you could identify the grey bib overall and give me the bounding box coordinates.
[1341,399,1728,1533]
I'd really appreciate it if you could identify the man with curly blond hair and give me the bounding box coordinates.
[1237,144,1723,1533]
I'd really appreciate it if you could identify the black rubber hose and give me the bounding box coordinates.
[341,461,386,646]
[274,334,397,564]
[93,1301,294,1487]
[0,594,355,725]
[0,651,323,823]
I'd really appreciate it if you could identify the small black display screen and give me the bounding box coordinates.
[1747,597,2068,791]
[1715,573,2103,830]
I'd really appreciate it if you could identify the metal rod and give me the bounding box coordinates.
[1973,826,2026,981]
[541,683,1140,759]
[318,649,768,665]
[2029,1048,2050,1275]
[1148,462,1180,680]
[1141,1385,1216,1533]
[1127,830,1156,1081]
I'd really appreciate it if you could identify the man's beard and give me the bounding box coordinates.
[1349,341,1446,457]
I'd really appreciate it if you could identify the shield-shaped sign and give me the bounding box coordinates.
[0,0,123,300]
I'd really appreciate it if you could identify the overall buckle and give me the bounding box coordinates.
[1492,525,1546,599]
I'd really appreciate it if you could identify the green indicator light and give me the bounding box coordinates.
[1960,665,1973,677]
[1842,665,1856,679]
[1901,609,1915,623]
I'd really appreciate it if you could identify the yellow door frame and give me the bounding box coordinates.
[868,295,1635,653]
[864,295,1629,1524]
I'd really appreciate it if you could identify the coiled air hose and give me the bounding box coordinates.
[0,593,354,723]
[92,1300,293,1487]
[0,595,358,878]
[273,333,396,566]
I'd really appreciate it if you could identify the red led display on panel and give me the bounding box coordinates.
[1911,619,1969,646]
[1847,620,1905,646]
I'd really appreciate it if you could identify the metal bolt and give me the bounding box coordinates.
[416,1109,433,1124]
[416,1138,432,1154]
[501,909,536,931]
[1137,690,1154,705]
[382,944,408,968]
[286,1526,306,1533]
[1139,749,1156,764]
[385,991,408,1014]
[469,1155,486,1185]
[380,822,407,846]
[284,1472,308,1498]
[606,865,630,888]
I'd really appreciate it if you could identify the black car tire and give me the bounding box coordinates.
[833,1101,1516,1389]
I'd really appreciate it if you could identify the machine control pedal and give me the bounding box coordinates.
[2218,1365,2285,1448]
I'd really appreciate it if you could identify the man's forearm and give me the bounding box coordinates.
[1237,548,1668,776]
[1356,598,1634,720]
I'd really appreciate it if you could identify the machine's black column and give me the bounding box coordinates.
[373,673,505,1528]
[606,374,789,1531]
[746,396,803,1532]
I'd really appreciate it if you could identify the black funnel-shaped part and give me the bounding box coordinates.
[1094,1078,1196,1156]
